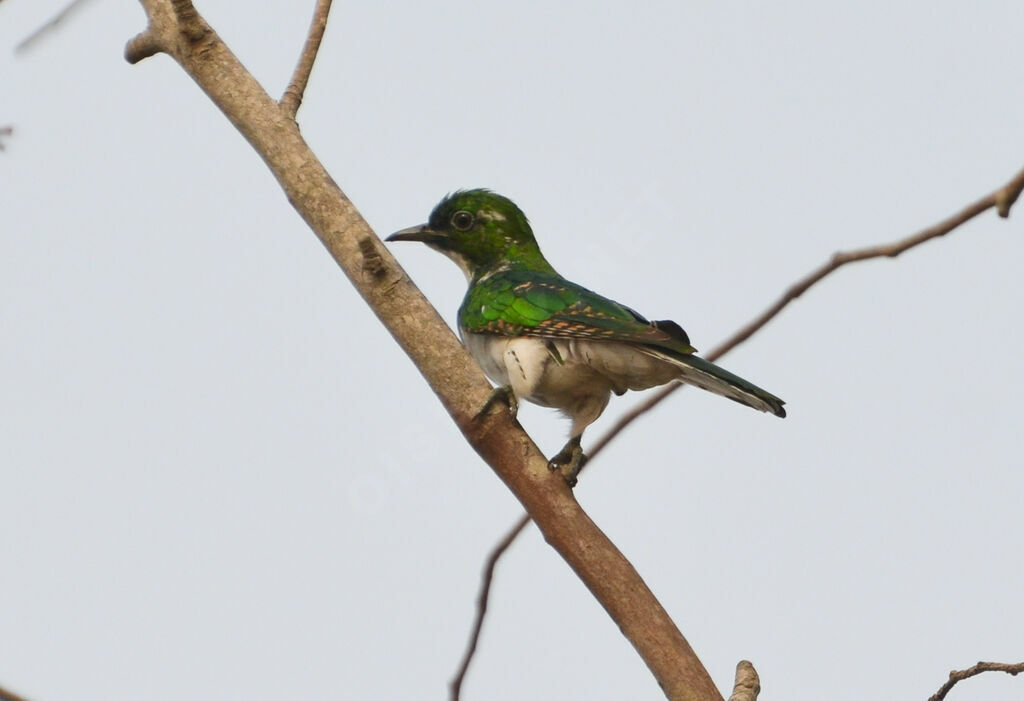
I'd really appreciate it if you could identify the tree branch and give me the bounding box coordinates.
[125,2,720,699]
[449,517,530,701]
[712,164,1024,361]
[0,682,30,701]
[451,161,1024,696]
[928,661,1024,701]
[589,160,1024,459]
[727,661,760,701]
[280,0,333,118]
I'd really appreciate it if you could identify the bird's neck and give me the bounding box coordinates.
[470,258,560,286]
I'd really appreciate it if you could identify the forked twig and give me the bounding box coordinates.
[450,163,1024,697]
[281,0,334,118]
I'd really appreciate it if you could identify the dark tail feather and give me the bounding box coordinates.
[657,351,786,417]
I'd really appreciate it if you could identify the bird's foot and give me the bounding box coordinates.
[548,437,588,488]
[475,385,519,422]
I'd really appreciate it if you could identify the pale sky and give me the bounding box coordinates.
[2,2,1023,700]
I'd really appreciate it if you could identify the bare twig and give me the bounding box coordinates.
[0,126,12,151]
[126,3,721,699]
[710,165,1024,361]
[928,661,1024,701]
[15,0,96,54]
[450,162,1024,698]
[728,661,760,701]
[590,161,1024,458]
[448,518,529,700]
[280,0,333,118]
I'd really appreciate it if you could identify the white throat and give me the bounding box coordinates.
[427,243,475,282]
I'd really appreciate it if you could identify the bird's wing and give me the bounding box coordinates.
[459,270,697,355]
[460,270,787,417]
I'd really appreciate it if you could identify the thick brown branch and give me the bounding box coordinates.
[928,661,1024,701]
[281,0,333,117]
[452,162,1024,697]
[126,2,719,699]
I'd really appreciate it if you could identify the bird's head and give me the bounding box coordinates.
[387,189,554,281]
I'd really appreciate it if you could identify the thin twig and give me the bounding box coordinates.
[280,0,333,118]
[728,661,760,701]
[15,0,96,54]
[928,661,1024,701]
[590,162,1024,456]
[448,518,530,700]
[450,163,1024,699]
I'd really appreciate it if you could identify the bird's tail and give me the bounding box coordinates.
[653,351,787,417]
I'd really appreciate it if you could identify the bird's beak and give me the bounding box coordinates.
[386,224,445,244]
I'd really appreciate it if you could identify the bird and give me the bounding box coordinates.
[387,189,785,485]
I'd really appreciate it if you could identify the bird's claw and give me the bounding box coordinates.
[548,437,588,488]
[475,385,519,422]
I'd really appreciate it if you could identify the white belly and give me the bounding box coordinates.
[462,333,679,435]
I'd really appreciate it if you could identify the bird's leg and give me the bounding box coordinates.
[475,384,519,422]
[548,435,588,488]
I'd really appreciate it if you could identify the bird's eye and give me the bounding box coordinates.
[451,210,475,231]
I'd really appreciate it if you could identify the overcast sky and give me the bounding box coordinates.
[2,2,1023,700]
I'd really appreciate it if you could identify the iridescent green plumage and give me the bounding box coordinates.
[459,269,698,356]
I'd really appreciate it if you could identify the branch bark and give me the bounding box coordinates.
[125,2,721,699]
[451,161,1024,696]
[727,661,760,701]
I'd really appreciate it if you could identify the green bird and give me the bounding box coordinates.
[388,189,785,485]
